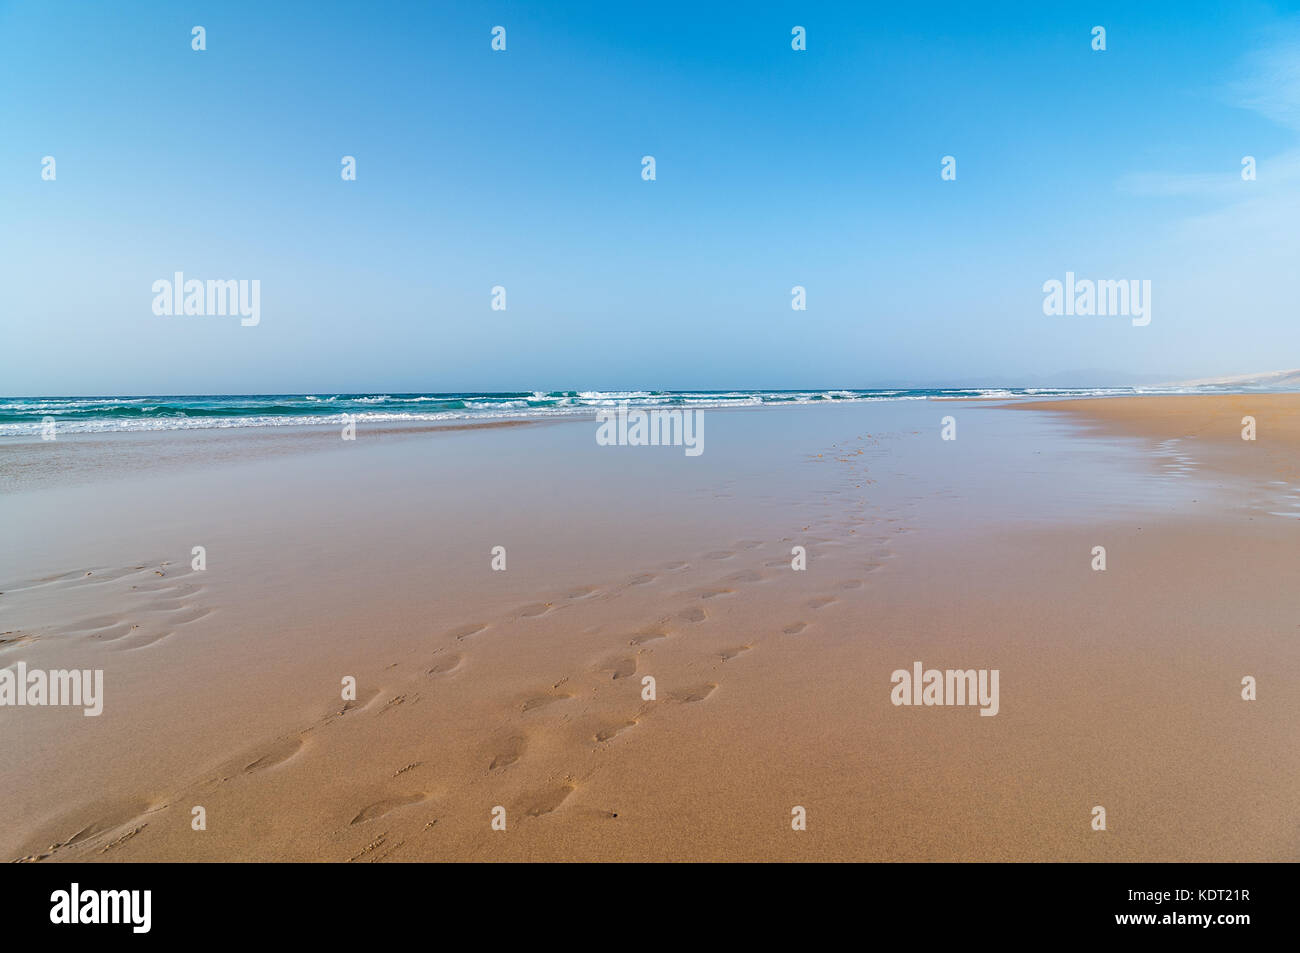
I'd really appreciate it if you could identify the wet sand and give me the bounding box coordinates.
[1,397,1296,861]
[1014,393,1300,490]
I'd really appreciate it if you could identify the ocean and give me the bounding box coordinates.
[0,387,1260,437]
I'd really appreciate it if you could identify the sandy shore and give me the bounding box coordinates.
[1015,394,1300,487]
[1,396,1296,861]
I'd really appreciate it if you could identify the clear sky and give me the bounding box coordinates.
[2,0,1298,395]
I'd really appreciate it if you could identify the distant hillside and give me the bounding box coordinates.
[1167,369,1300,390]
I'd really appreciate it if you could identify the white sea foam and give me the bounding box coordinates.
[0,386,1241,437]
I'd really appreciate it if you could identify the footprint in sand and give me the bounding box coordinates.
[85,622,137,642]
[782,622,809,635]
[489,735,527,771]
[447,623,488,640]
[697,587,733,600]
[599,657,638,680]
[628,626,669,645]
[564,586,600,600]
[594,719,638,742]
[428,652,463,675]
[136,596,190,612]
[244,736,305,773]
[669,683,718,703]
[625,573,657,587]
[520,692,572,713]
[31,568,98,586]
[338,687,381,716]
[733,540,765,550]
[135,581,203,597]
[719,644,753,660]
[677,606,707,624]
[837,579,865,590]
[98,824,148,855]
[21,798,161,861]
[72,566,154,588]
[63,615,128,635]
[704,551,735,561]
[806,596,837,610]
[518,783,575,817]
[722,569,764,585]
[517,603,553,618]
[163,606,213,626]
[349,793,428,826]
[659,561,689,572]
[118,629,174,651]
[69,799,155,847]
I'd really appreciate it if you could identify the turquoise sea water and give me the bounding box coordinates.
[0,387,1262,437]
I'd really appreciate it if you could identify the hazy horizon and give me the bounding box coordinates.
[6,367,1297,401]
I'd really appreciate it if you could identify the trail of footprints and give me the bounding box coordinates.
[0,561,215,654]
[12,460,907,860]
[351,528,888,839]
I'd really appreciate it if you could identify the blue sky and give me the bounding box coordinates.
[2,0,1298,394]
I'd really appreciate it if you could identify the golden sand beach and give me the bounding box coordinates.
[1,395,1296,862]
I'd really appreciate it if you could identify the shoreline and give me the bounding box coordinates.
[9,389,1295,495]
